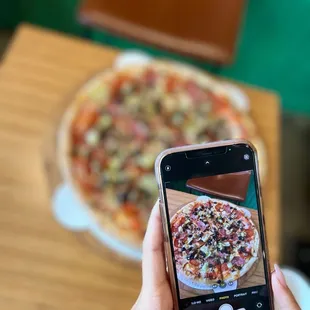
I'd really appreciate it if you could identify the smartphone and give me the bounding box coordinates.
[155,140,274,310]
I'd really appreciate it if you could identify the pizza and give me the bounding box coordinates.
[171,197,259,287]
[59,61,265,247]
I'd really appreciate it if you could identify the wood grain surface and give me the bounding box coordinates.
[166,189,265,299]
[0,24,280,310]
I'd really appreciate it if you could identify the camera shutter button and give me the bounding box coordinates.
[219,304,233,310]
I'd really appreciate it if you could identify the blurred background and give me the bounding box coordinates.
[0,0,309,309]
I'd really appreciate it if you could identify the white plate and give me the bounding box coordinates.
[178,270,238,292]
[52,183,142,261]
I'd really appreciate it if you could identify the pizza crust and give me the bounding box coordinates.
[239,256,259,279]
[222,256,258,282]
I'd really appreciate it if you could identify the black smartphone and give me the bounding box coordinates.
[155,140,274,310]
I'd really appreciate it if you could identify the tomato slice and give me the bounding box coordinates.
[190,259,200,266]
[206,270,217,280]
[221,263,229,272]
[130,216,141,231]
[143,68,157,87]
[166,75,178,92]
[173,238,180,248]
[71,158,98,192]
[111,75,131,99]
[72,105,99,135]
[122,202,139,215]
[209,93,230,113]
[185,80,208,102]
[90,148,106,165]
[244,228,254,239]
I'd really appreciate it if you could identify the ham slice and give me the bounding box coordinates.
[218,228,227,238]
[196,220,207,231]
[223,204,232,213]
[232,256,245,267]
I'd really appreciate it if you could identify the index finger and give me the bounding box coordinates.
[272,271,300,310]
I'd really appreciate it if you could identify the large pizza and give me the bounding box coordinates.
[59,61,265,248]
[171,197,259,287]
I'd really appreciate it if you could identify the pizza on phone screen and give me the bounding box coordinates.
[171,197,259,287]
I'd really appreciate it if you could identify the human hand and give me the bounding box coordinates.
[132,201,173,310]
[132,201,300,310]
[272,264,300,310]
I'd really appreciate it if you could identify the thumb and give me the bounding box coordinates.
[272,264,300,310]
[142,200,167,290]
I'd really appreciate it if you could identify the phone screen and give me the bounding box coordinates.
[159,143,273,310]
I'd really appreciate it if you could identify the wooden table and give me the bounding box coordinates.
[0,24,280,310]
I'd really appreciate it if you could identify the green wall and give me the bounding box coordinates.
[1,0,310,115]
[0,1,19,28]
[0,0,83,35]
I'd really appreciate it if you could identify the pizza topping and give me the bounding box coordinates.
[189,259,200,266]
[143,68,157,87]
[231,256,245,267]
[207,238,214,246]
[69,64,260,245]
[196,220,208,231]
[71,104,99,136]
[218,228,227,237]
[206,269,218,280]
[172,199,258,285]
[206,256,219,267]
[195,240,205,248]
[244,228,255,240]
[187,252,196,261]
[223,204,232,213]
[216,216,223,223]
[200,245,211,256]
[201,233,210,242]
[239,246,249,254]
[185,80,209,102]
[85,128,100,146]
[173,238,180,248]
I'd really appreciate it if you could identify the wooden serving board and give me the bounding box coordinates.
[166,189,266,299]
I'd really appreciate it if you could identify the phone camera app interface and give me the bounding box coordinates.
[164,171,271,310]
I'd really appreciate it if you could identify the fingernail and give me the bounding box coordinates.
[274,264,287,287]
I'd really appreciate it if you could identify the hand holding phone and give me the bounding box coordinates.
[133,140,300,310]
[132,199,300,310]
[154,140,274,310]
